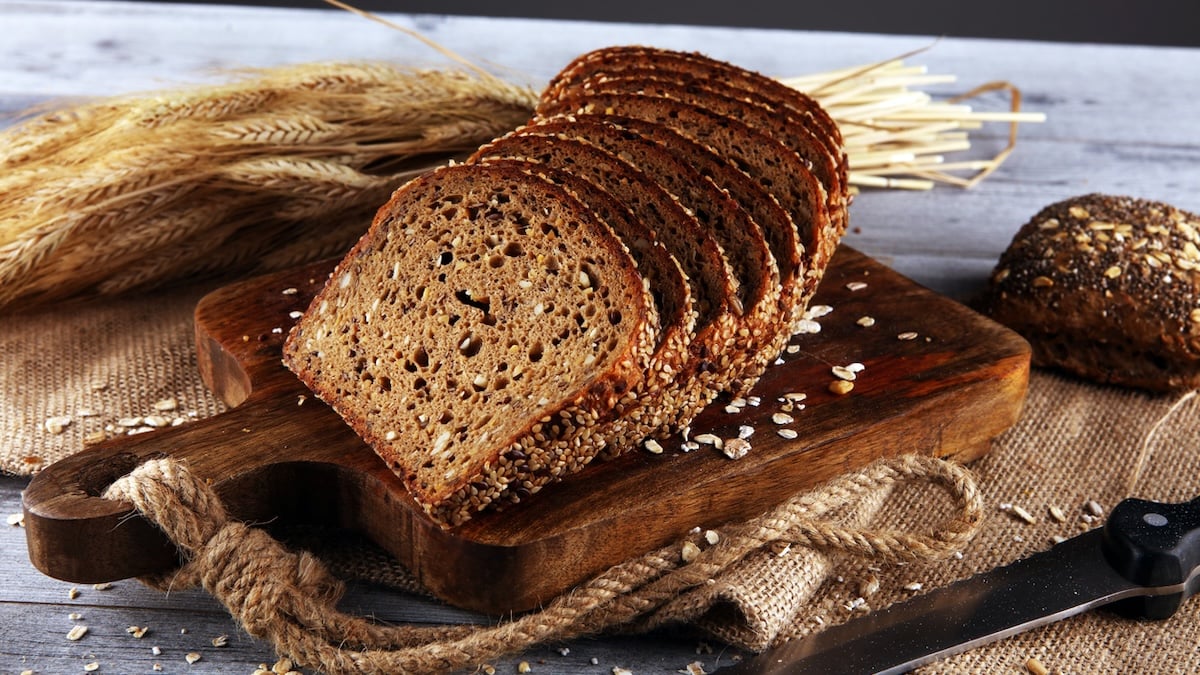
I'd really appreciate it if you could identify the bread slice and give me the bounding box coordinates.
[521,115,790,394]
[470,131,744,436]
[543,76,842,288]
[474,157,694,406]
[282,161,657,526]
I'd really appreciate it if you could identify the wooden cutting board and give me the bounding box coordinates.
[23,247,1030,614]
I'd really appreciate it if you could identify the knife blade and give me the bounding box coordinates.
[722,495,1200,674]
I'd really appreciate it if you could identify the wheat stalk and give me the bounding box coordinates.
[0,64,538,309]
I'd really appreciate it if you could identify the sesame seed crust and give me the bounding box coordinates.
[982,193,1200,391]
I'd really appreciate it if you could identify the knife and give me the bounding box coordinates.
[721,495,1200,674]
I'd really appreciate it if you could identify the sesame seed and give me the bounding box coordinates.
[1086,500,1104,517]
[1010,505,1036,524]
[856,316,876,327]
[1032,276,1055,288]
[777,428,798,440]
[806,304,834,319]
[643,439,664,454]
[281,287,299,295]
[897,331,919,341]
[1104,265,1122,278]
[1049,505,1067,522]
[846,281,869,291]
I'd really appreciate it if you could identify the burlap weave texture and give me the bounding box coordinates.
[4,290,1199,673]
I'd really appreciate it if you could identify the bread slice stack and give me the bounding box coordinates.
[283,46,850,527]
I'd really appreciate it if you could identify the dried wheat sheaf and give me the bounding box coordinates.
[0,63,539,308]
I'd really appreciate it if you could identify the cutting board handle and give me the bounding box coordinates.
[21,389,359,583]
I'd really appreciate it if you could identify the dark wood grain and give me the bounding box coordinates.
[22,247,1029,615]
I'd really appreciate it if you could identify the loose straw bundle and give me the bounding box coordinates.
[785,51,1045,190]
[0,40,1041,310]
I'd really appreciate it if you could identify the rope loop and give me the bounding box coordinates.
[102,453,982,675]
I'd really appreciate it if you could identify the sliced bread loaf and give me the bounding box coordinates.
[519,116,788,394]
[282,161,657,525]
[470,132,743,437]
[544,75,844,279]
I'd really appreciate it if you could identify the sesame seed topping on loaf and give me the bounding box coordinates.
[981,193,1200,392]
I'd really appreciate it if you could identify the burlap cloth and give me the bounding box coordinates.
[5,285,1200,673]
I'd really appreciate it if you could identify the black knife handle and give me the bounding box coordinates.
[1101,496,1200,619]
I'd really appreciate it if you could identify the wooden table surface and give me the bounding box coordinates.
[3,1,1199,673]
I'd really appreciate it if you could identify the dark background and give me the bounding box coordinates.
[156,0,1200,47]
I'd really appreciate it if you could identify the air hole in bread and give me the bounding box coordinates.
[459,334,482,357]
[437,250,454,266]
[503,241,524,257]
[412,346,430,369]
[529,341,544,363]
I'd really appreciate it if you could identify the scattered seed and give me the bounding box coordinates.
[613,668,633,675]
[152,646,162,656]
[1025,656,1050,675]
[152,664,163,672]
[846,281,869,291]
[747,396,761,407]
[737,425,754,439]
[44,416,73,434]
[116,417,143,428]
[84,663,100,672]
[6,513,23,527]
[784,392,808,402]
[723,437,751,459]
[518,662,532,673]
[897,331,919,341]
[860,574,881,597]
[828,380,855,395]
[1052,535,1068,544]
[1086,500,1104,517]
[846,362,866,373]
[682,541,702,562]
[724,404,741,414]
[185,652,202,664]
[557,647,570,656]
[69,612,83,621]
[92,582,112,591]
[67,625,89,641]
[212,634,228,647]
[288,310,303,319]
[770,541,792,556]
[1048,505,1067,522]
[153,397,178,412]
[831,365,857,381]
[143,415,171,428]
[903,582,923,592]
[643,439,664,455]
[1010,504,1036,524]
[127,625,149,638]
[681,441,699,452]
[694,433,723,449]
[705,530,720,545]
[772,412,794,425]
[777,428,799,440]
[680,662,707,675]
[793,319,822,334]
[1031,275,1054,288]
[785,344,801,354]
[83,430,108,445]
[856,316,876,327]
[591,657,600,665]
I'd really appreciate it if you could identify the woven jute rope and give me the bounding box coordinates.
[102,453,981,675]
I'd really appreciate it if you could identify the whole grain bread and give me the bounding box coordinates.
[282,162,657,525]
[542,76,843,283]
[521,115,792,396]
[981,193,1200,392]
[470,131,744,436]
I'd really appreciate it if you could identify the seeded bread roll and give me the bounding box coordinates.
[282,162,658,525]
[981,193,1200,392]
